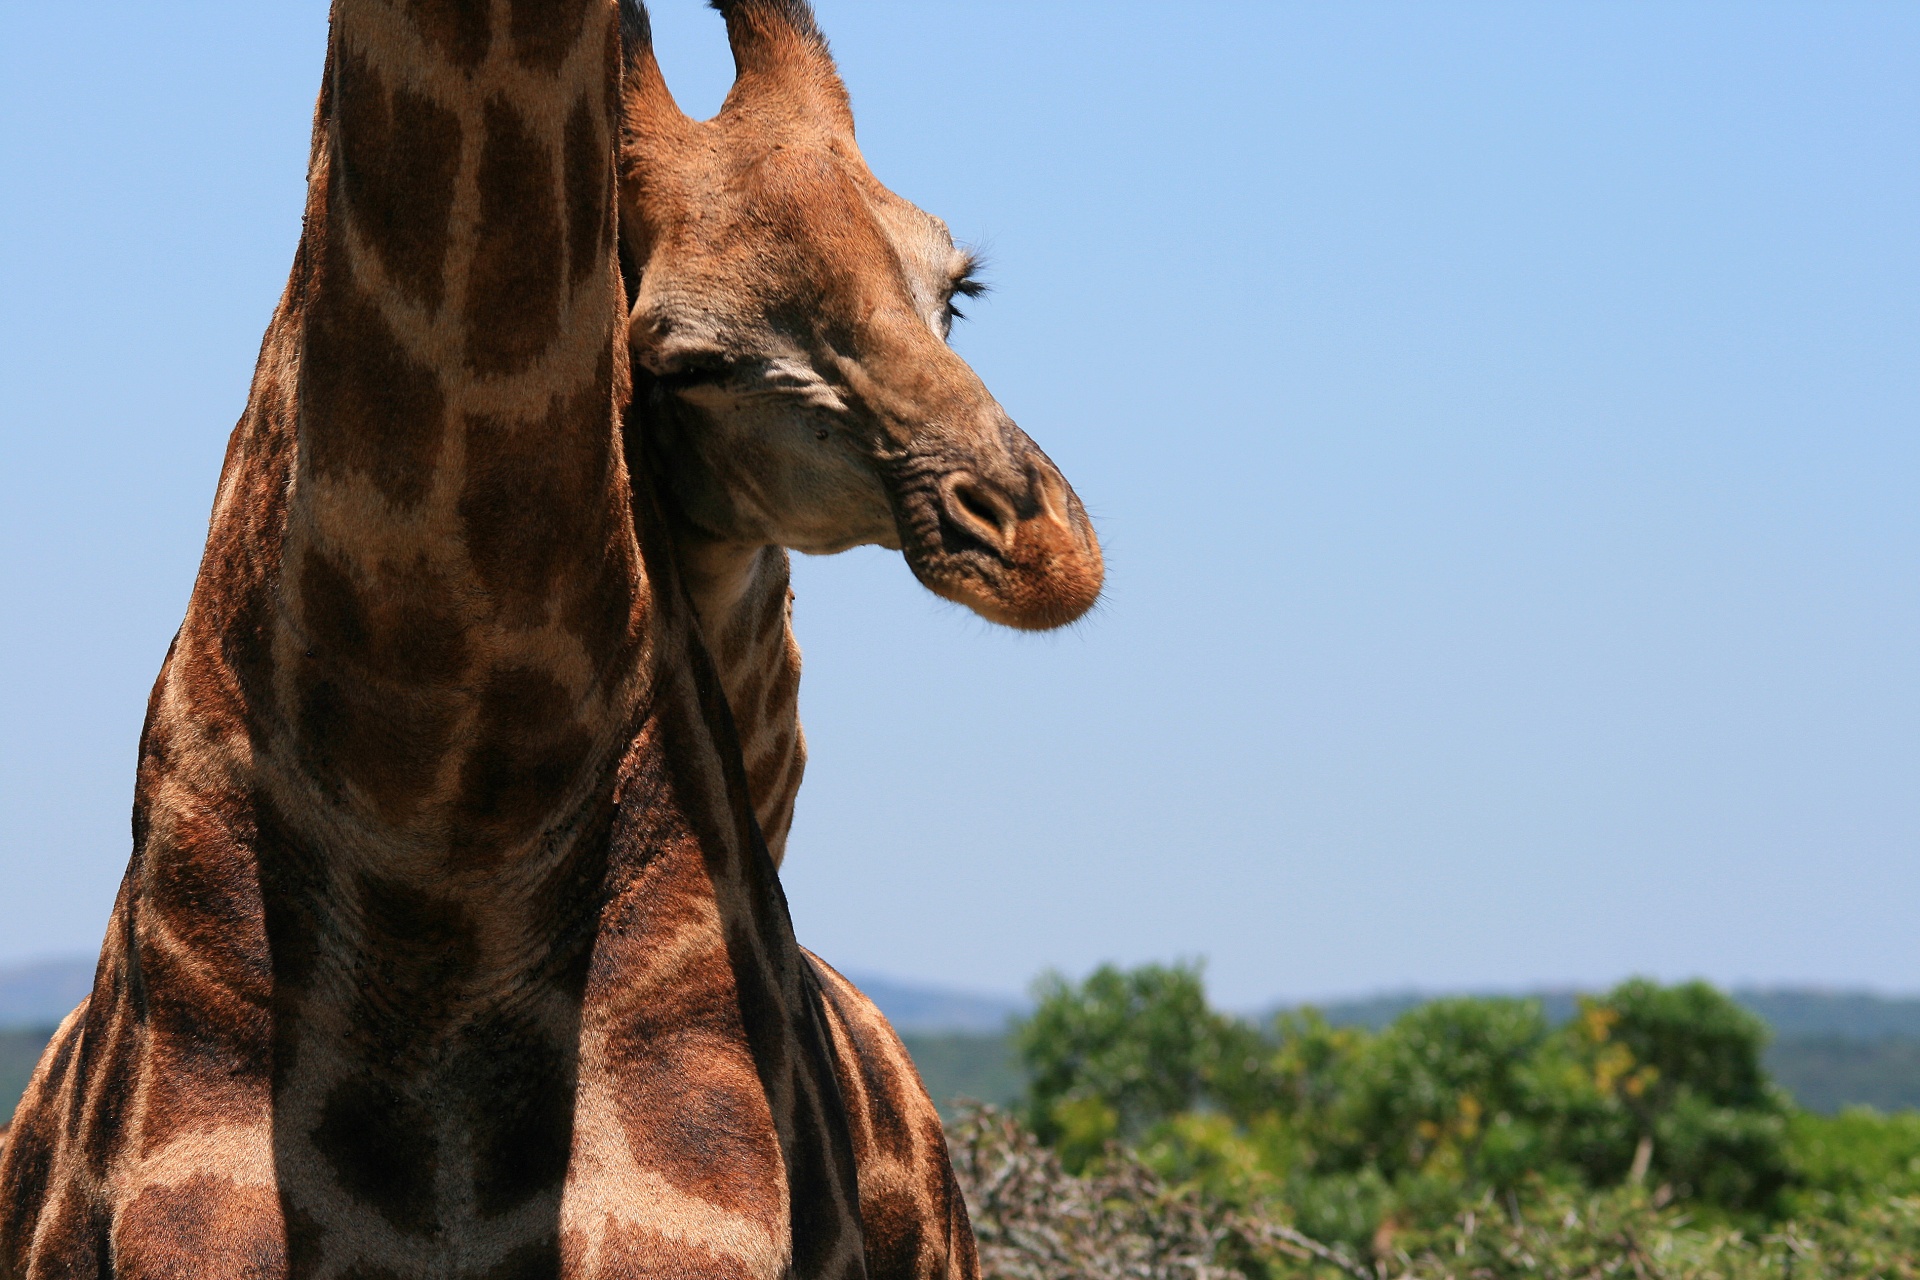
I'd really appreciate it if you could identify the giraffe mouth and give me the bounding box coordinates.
[889,447,1104,631]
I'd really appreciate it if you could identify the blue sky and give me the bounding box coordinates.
[1,3,1915,1008]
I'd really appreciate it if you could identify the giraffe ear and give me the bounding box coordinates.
[617,0,690,272]
[712,0,853,134]
[619,0,685,139]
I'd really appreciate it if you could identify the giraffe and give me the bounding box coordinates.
[0,1,1102,1277]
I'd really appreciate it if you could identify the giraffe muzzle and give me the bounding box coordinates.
[902,442,1103,631]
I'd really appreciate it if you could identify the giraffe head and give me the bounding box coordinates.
[617,0,1103,630]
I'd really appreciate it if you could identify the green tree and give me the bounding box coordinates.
[1574,979,1792,1213]
[1019,962,1241,1169]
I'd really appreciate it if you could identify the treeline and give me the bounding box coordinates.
[939,964,1920,1277]
[901,988,1920,1120]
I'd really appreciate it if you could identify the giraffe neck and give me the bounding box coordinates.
[271,0,642,877]
[667,525,807,866]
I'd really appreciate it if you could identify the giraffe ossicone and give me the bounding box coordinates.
[0,2,1098,1277]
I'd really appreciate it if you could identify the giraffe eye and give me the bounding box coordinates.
[659,354,734,389]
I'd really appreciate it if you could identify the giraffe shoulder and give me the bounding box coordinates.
[801,951,981,1280]
[802,951,926,1117]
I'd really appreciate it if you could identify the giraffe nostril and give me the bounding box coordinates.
[954,485,1001,528]
[939,474,1019,554]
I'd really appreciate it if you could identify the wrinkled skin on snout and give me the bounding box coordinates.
[618,5,1102,630]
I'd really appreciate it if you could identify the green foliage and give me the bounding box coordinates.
[1333,996,1554,1189]
[1602,979,1775,1113]
[1555,983,1794,1214]
[1785,1107,1920,1220]
[0,1026,56,1125]
[1385,1188,1920,1280]
[1020,962,1240,1163]
[1010,965,1892,1263]
[897,1032,1025,1118]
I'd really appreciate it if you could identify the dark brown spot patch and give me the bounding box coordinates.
[22,1191,109,1279]
[0,1063,61,1246]
[746,735,795,812]
[457,380,611,623]
[784,1095,850,1279]
[334,48,463,311]
[78,1014,136,1176]
[313,1078,442,1236]
[563,509,642,679]
[757,574,792,634]
[137,937,271,1154]
[115,1177,286,1280]
[860,1184,930,1280]
[220,586,279,712]
[299,549,470,686]
[562,94,608,290]
[292,545,469,823]
[509,0,591,71]
[295,667,459,825]
[765,641,800,708]
[407,0,493,68]
[342,877,481,1053]
[466,98,564,375]
[449,1013,573,1217]
[452,667,593,853]
[465,1240,562,1280]
[253,790,327,998]
[732,665,770,728]
[848,1030,917,1165]
[143,804,271,1002]
[303,235,448,509]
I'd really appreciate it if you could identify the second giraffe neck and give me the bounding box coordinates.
[668,527,806,865]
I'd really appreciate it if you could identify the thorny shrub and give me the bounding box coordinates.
[948,1104,1920,1280]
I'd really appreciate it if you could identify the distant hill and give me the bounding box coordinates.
[0,1028,51,1121]
[887,980,1920,1118]
[862,978,1920,1117]
[1733,990,1920,1041]
[843,972,1025,1034]
[0,958,92,1027]
[1284,987,1920,1040]
[1766,1036,1920,1114]
[897,1033,1025,1117]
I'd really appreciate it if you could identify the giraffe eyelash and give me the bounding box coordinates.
[945,253,989,323]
